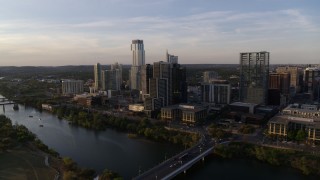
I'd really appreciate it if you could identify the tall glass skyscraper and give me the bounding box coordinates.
[94,63,102,90]
[130,39,145,90]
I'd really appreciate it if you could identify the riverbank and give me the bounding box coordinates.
[0,114,114,180]
[213,142,320,177]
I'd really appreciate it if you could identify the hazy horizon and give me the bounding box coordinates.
[0,0,319,66]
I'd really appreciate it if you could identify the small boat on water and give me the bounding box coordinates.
[13,104,19,110]
[39,118,41,121]
[39,124,44,127]
[29,115,33,118]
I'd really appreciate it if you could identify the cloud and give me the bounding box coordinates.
[0,8,319,65]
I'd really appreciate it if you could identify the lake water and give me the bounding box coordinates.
[0,95,317,179]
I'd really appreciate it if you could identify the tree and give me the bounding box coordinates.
[295,129,306,142]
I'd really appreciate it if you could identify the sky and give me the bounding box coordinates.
[0,0,319,66]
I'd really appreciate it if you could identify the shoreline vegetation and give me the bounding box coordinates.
[0,115,122,180]
[213,142,320,176]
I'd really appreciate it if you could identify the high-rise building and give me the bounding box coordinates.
[62,79,84,95]
[203,71,219,83]
[276,66,303,93]
[94,63,102,90]
[166,50,178,64]
[303,67,320,101]
[201,80,231,105]
[111,62,123,87]
[102,62,122,91]
[130,40,145,90]
[141,64,153,101]
[268,72,290,105]
[239,51,269,104]
[269,73,290,94]
[143,59,187,116]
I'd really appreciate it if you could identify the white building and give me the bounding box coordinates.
[62,79,84,95]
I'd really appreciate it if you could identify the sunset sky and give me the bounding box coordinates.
[0,0,319,66]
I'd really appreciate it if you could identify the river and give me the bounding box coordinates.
[0,96,317,180]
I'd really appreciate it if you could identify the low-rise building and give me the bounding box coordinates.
[268,104,320,143]
[129,104,144,112]
[161,104,207,124]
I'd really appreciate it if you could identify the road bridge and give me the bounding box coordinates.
[133,137,214,180]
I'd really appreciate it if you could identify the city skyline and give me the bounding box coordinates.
[0,0,319,66]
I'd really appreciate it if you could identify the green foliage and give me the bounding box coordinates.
[208,125,231,139]
[238,125,255,134]
[296,129,307,142]
[214,142,320,176]
[62,157,96,180]
[99,169,123,180]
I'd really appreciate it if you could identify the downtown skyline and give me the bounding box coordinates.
[0,0,319,66]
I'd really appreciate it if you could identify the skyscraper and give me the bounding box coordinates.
[239,51,269,104]
[303,67,320,101]
[94,63,102,90]
[166,50,178,64]
[276,66,303,93]
[141,64,153,101]
[102,62,122,91]
[130,40,145,90]
[143,58,187,116]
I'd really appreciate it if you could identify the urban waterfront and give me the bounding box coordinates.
[0,95,317,180]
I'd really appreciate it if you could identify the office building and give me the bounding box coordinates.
[102,62,122,91]
[201,80,231,105]
[143,59,187,116]
[268,72,290,105]
[268,104,320,143]
[203,71,219,83]
[141,64,153,101]
[166,50,178,64]
[303,67,320,101]
[130,39,145,90]
[94,63,102,90]
[239,51,269,104]
[62,79,84,95]
[161,104,207,124]
[276,66,303,93]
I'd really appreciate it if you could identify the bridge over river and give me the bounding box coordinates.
[133,136,215,180]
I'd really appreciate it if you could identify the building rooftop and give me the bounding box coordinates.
[230,102,258,107]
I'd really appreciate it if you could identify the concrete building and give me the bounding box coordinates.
[203,71,219,83]
[130,39,145,90]
[94,63,102,90]
[141,64,153,101]
[129,104,144,112]
[143,60,187,116]
[102,62,122,91]
[276,66,303,93]
[239,51,269,104]
[62,79,84,95]
[268,72,290,105]
[166,50,178,64]
[268,104,320,143]
[161,104,207,124]
[303,67,320,101]
[201,80,231,105]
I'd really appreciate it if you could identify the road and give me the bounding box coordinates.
[134,135,214,180]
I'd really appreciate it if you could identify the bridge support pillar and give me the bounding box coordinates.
[202,157,205,162]
[184,170,186,174]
